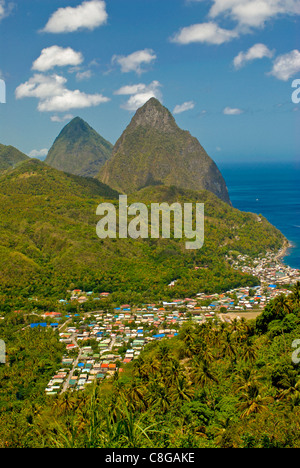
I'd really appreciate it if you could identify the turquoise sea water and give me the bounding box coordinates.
[219,161,300,269]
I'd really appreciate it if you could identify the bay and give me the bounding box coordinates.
[220,160,300,269]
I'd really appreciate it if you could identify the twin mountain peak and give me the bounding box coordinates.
[5,98,232,204]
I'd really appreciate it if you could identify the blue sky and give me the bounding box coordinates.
[0,0,300,164]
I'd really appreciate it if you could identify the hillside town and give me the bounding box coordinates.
[43,248,300,395]
[228,244,300,287]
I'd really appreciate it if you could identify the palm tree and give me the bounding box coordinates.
[214,417,240,448]
[277,374,300,408]
[145,357,161,376]
[147,380,171,414]
[273,294,292,317]
[191,359,218,388]
[238,382,273,419]
[222,331,237,366]
[48,417,81,448]
[291,281,300,307]
[233,367,263,394]
[165,358,183,384]
[133,358,146,379]
[239,339,258,363]
[126,380,148,410]
[157,342,171,363]
[55,392,78,415]
[171,376,194,404]
[180,324,195,355]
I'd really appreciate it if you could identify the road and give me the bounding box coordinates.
[61,333,116,394]
[60,330,81,394]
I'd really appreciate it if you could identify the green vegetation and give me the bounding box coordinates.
[0,102,293,449]
[0,160,284,306]
[1,285,300,448]
[0,143,29,173]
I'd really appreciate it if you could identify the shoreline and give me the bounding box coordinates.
[275,239,295,265]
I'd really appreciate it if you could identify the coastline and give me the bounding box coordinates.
[275,239,294,264]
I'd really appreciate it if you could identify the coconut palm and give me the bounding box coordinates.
[233,367,263,394]
[126,380,148,410]
[238,382,273,419]
[273,293,292,317]
[170,376,194,404]
[291,281,300,307]
[191,360,218,388]
[239,338,258,363]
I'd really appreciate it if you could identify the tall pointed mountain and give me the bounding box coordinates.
[0,143,29,173]
[46,117,113,178]
[98,98,231,204]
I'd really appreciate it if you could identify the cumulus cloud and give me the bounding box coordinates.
[112,49,157,75]
[171,22,238,45]
[234,43,275,69]
[0,0,6,20]
[15,73,110,112]
[75,70,93,81]
[114,83,150,95]
[223,106,244,115]
[28,148,49,159]
[16,74,68,100]
[41,0,108,33]
[173,101,195,114]
[0,1,4,19]
[269,49,300,80]
[50,114,74,123]
[114,80,162,111]
[190,0,300,29]
[173,1,300,49]
[0,0,13,21]
[38,90,109,112]
[32,46,84,72]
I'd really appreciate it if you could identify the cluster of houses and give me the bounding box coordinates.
[44,283,288,395]
[44,308,187,394]
[228,251,300,286]
[43,250,300,395]
[195,284,294,315]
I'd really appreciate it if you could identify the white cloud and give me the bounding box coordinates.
[171,22,238,45]
[38,90,109,112]
[0,0,13,21]
[42,0,108,33]
[32,46,84,72]
[29,148,48,159]
[76,70,92,81]
[0,1,4,19]
[114,83,150,95]
[176,0,300,48]
[16,74,68,100]
[0,0,6,20]
[191,0,300,29]
[112,49,157,75]
[50,114,74,123]
[269,49,300,81]
[234,43,275,69]
[223,106,244,115]
[15,73,110,112]
[173,101,195,114]
[115,80,162,111]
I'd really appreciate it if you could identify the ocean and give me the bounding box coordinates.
[219,161,300,270]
